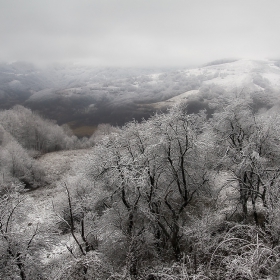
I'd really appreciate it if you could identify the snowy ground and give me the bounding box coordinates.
[149,89,199,109]
[21,149,95,264]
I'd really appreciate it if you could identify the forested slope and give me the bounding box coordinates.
[1,95,280,279]
[0,105,93,190]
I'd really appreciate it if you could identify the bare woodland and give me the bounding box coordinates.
[1,95,280,279]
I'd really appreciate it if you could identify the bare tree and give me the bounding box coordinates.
[211,100,280,225]
[0,189,41,280]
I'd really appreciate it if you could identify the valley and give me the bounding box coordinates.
[1,59,280,137]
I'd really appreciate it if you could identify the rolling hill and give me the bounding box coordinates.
[0,59,279,136]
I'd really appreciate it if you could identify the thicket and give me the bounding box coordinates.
[0,105,80,153]
[2,99,280,279]
[0,105,95,191]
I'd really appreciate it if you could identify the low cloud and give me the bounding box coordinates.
[0,0,279,66]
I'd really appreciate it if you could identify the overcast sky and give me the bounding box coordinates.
[0,0,279,67]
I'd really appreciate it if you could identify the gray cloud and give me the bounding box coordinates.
[0,0,279,67]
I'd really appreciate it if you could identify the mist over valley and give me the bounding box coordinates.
[1,58,279,136]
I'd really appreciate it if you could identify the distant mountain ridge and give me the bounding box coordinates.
[0,59,279,136]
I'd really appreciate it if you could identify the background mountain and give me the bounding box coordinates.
[1,59,280,136]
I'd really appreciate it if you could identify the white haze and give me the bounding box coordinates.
[0,0,279,67]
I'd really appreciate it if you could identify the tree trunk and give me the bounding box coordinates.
[240,181,249,223]
[170,222,181,261]
[241,198,248,223]
[252,198,259,226]
[16,254,26,280]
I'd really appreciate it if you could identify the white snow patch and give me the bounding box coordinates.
[203,73,252,90]
[262,73,280,87]
[147,90,199,109]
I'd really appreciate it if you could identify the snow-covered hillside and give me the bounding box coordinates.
[141,59,280,111]
[1,59,280,133]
